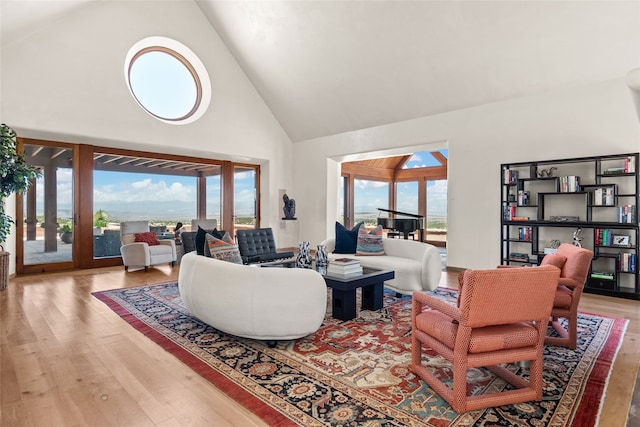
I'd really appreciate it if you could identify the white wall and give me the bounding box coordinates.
[293,79,640,269]
[0,1,293,274]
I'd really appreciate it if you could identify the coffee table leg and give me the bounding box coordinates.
[361,282,384,311]
[332,288,357,321]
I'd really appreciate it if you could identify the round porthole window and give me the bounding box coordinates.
[125,37,211,124]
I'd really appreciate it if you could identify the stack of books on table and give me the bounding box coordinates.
[326,258,363,278]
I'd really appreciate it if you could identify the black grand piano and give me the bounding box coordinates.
[377,208,424,241]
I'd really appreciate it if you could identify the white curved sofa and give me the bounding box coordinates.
[320,237,442,295]
[178,252,327,341]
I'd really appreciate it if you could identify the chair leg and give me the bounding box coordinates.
[545,315,576,349]
[568,312,578,349]
[144,266,149,272]
[124,266,129,271]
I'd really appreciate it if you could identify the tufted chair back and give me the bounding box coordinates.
[235,228,294,264]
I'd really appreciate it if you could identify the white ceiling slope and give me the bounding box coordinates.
[1,0,97,47]
[196,0,640,142]
[2,1,640,143]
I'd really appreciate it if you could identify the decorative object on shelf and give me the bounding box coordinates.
[282,193,296,220]
[613,235,631,247]
[295,241,311,268]
[315,244,328,267]
[537,167,557,177]
[573,228,583,248]
[0,124,41,290]
[550,216,579,222]
[550,239,561,249]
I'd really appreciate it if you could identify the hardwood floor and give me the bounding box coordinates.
[1,266,638,426]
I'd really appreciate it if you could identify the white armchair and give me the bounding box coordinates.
[120,221,176,272]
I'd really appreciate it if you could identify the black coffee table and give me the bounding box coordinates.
[261,261,395,321]
[322,267,395,321]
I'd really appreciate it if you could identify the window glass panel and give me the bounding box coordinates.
[426,179,448,243]
[395,181,419,214]
[93,169,197,258]
[206,172,222,227]
[354,179,389,227]
[234,167,257,231]
[129,50,197,120]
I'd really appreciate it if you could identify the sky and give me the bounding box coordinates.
[129,50,197,120]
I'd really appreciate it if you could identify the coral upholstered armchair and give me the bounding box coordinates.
[540,244,593,349]
[411,266,560,413]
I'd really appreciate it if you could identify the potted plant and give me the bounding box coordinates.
[58,223,73,244]
[0,124,41,289]
[93,209,109,235]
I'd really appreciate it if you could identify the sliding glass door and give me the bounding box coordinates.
[16,140,260,273]
[18,141,76,273]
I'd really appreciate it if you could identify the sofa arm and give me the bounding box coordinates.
[420,244,443,291]
[120,242,150,266]
[320,238,336,253]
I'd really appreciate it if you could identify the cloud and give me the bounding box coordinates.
[355,179,388,190]
[94,175,197,203]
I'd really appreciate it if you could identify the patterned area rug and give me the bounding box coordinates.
[93,282,627,427]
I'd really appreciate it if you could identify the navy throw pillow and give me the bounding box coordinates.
[334,221,363,254]
[195,226,225,256]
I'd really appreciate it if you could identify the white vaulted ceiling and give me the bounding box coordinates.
[2,0,640,143]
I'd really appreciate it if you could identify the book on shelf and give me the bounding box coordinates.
[503,169,518,184]
[625,156,636,173]
[617,252,636,273]
[592,187,614,206]
[617,205,635,223]
[590,271,615,280]
[518,226,532,241]
[517,190,530,206]
[503,203,531,221]
[558,176,580,192]
[604,167,626,175]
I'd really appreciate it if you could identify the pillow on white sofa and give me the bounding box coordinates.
[356,224,385,256]
[205,233,242,264]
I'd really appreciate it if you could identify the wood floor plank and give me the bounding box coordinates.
[1,265,638,426]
